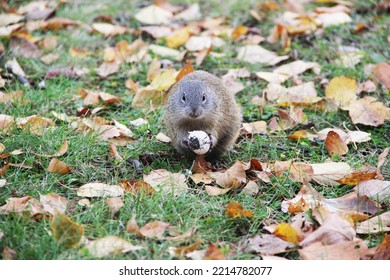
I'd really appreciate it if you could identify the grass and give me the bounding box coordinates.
[0,0,389,259]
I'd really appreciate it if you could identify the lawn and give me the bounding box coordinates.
[0,0,389,260]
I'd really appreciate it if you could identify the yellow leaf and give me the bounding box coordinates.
[325,76,357,107]
[166,27,190,48]
[273,223,301,244]
[225,201,254,219]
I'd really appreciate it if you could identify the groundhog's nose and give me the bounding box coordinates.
[189,110,200,118]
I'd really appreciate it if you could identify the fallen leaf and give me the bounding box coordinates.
[96,62,120,77]
[372,62,390,89]
[174,4,201,21]
[156,132,172,143]
[287,130,316,141]
[92,23,128,36]
[176,62,194,82]
[231,25,248,40]
[139,221,170,238]
[5,58,29,86]
[356,212,390,234]
[166,27,190,48]
[274,223,302,244]
[225,201,254,219]
[9,35,42,58]
[40,53,59,65]
[241,181,260,196]
[119,180,155,196]
[35,140,69,158]
[0,13,24,26]
[77,183,124,198]
[242,234,294,255]
[325,76,357,108]
[85,236,142,258]
[337,166,377,186]
[236,45,289,65]
[299,239,367,260]
[135,5,173,25]
[203,244,225,260]
[316,12,352,27]
[105,197,124,216]
[205,185,231,196]
[171,240,203,257]
[310,162,351,186]
[126,214,140,235]
[0,179,6,188]
[50,213,84,247]
[40,193,68,215]
[345,96,390,127]
[0,196,31,214]
[47,158,71,174]
[300,214,355,247]
[2,247,17,260]
[325,131,349,156]
[143,169,187,196]
[16,115,55,136]
[372,235,390,260]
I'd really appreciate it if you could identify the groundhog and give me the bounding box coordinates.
[164,70,242,160]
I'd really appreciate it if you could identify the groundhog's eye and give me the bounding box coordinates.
[202,94,206,102]
[181,93,186,103]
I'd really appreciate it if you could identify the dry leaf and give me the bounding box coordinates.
[50,213,84,247]
[174,4,201,21]
[92,23,128,36]
[356,212,390,234]
[166,27,190,48]
[345,96,390,127]
[372,235,390,260]
[325,76,357,108]
[109,143,123,162]
[105,197,124,216]
[171,240,203,257]
[225,201,254,219]
[241,181,260,196]
[139,221,170,238]
[237,45,289,65]
[325,131,349,156]
[96,62,120,77]
[0,196,31,214]
[273,223,302,244]
[372,62,390,89]
[353,180,390,203]
[299,239,367,260]
[77,183,124,198]
[203,244,225,260]
[149,44,184,61]
[241,121,268,135]
[85,236,142,258]
[205,185,231,196]
[300,214,355,248]
[47,158,71,174]
[119,180,155,196]
[242,234,294,255]
[40,193,68,215]
[143,169,187,196]
[185,36,212,52]
[135,5,173,25]
[287,130,316,141]
[35,140,69,158]
[337,166,377,186]
[310,162,351,186]
[316,12,352,27]
[126,214,140,235]
[40,53,59,65]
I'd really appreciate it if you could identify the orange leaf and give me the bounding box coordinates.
[325,131,349,156]
[47,158,71,174]
[203,244,225,260]
[119,179,155,196]
[174,240,203,256]
[176,62,194,82]
[225,201,254,219]
[231,25,248,40]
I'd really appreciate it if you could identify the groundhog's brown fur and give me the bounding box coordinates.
[164,70,241,160]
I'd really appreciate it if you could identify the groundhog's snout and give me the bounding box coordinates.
[189,109,200,118]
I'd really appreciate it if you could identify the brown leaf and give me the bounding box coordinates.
[225,201,254,219]
[337,165,377,186]
[92,23,127,36]
[2,247,17,260]
[325,131,349,156]
[345,96,390,127]
[143,169,187,196]
[310,162,351,186]
[42,18,80,31]
[40,193,68,215]
[205,185,231,196]
[203,244,225,260]
[173,240,203,257]
[109,143,123,162]
[105,197,124,216]
[96,62,120,78]
[300,214,355,248]
[77,183,124,198]
[372,235,390,260]
[156,132,172,143]
[50,213,84,247]
[119,180,155,196]
[241,181,260,196]
[0,196,31,214]
[372,62,390,89]
[299,239,367,260]
[85,236,142,258]
[356,212,390,234]
[47,158,71,174]
[241,121,267,135]
[192,154,212,174]
[9,36,43,58]
[34,140,68,158]
[126,214,140,235]
[139,221,170,238]
[242,234,294,255]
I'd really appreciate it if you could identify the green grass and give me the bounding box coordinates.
[0,0,389,260]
